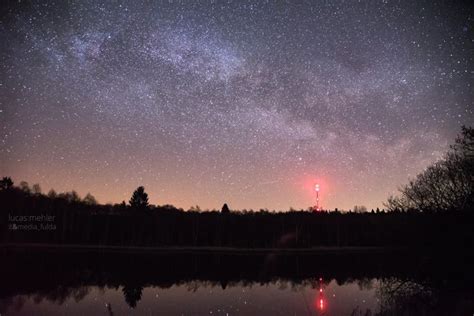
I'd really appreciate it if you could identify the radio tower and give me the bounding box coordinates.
[315,183,321,212]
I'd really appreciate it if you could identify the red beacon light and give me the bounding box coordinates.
[314,183,321,211]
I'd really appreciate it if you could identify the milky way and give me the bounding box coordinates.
[1,1,473,210]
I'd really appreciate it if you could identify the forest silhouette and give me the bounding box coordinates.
[0,126,472,249]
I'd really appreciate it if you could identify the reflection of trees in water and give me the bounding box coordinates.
[106,302,114,316]
[122,284,144,308]
[356,278,375,291]
[29,286,92,305]
[0,277,424,313]
[347,278,433,316]
[2,276,472,313]
[0,286,92,314]
[375,277,434,315]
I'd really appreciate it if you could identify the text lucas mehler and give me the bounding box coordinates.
[8,214,57,231]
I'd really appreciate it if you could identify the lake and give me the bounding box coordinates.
[1,247,473,315]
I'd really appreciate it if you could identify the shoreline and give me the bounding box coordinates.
[0,242,417,254]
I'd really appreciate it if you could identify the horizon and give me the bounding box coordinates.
[3,176,391,212]
[1,1,472,211]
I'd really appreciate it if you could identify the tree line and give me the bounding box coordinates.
[386,126,473,212]
[0,126,472,248]
[1,179,472,248]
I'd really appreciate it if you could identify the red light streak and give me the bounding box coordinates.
[314,277,326,312]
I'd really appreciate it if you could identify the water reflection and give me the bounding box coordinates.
[1,278,378,315]
[106,302,114,316]
[316,277,326,313]
[1,277,469,315]
[122,284,143,309]
[1,249,473,315]
[376,278,434,315]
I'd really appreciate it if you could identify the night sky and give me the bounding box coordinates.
[1,1,473,211]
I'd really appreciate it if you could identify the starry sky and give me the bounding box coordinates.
[1,1,473,211]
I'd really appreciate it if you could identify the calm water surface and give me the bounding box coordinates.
[1,249,473,315]
[2,279,383,315]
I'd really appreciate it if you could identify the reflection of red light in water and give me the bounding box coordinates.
[314,277,326,312]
